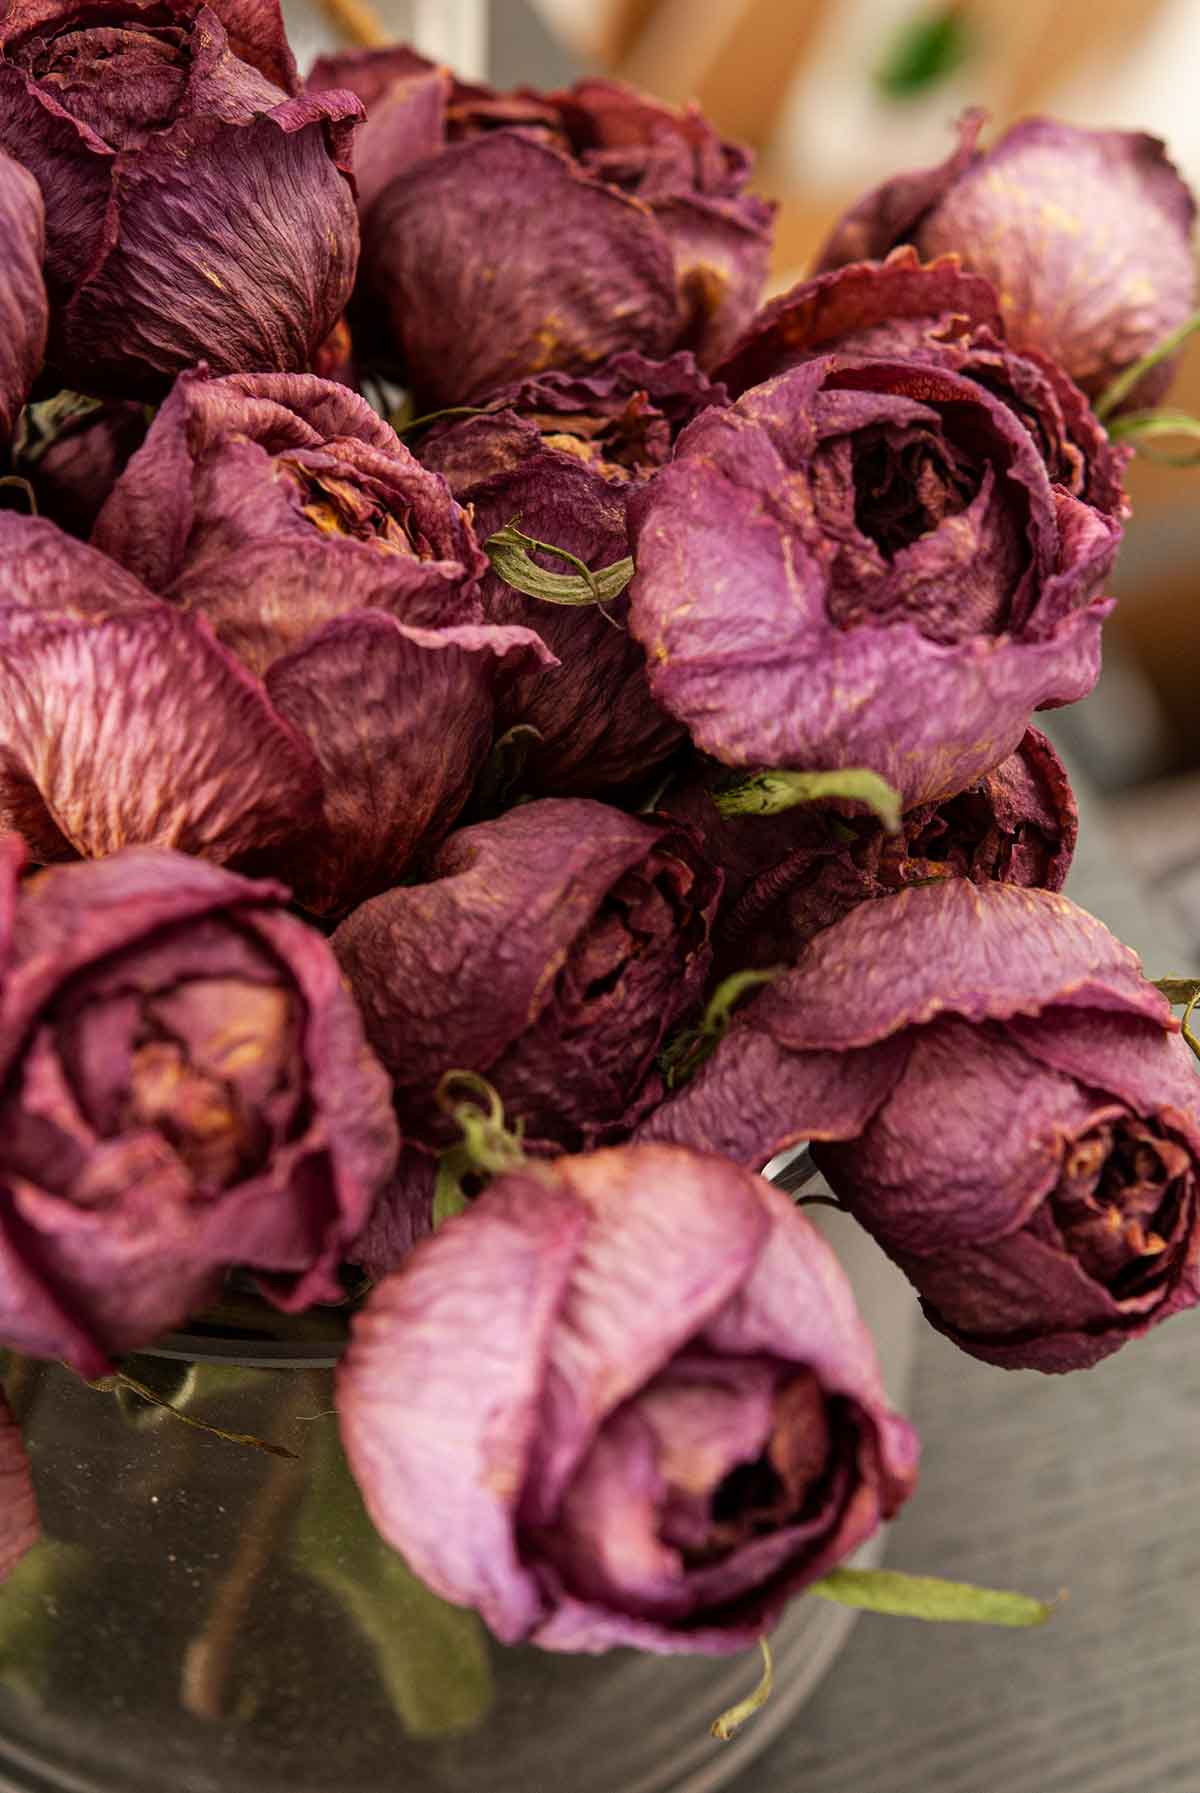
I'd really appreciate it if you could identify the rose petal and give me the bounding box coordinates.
[0,151,46,447]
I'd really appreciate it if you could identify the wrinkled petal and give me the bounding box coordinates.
[264,613,553,912]
[337,1171,589,1641]
[0,1389,39,1581]
[0,607,321,864]
[815,109,986,271]
[0,150,47,447]
[0,512,159,626]
[362,131,680,407]
[58,97,361,394]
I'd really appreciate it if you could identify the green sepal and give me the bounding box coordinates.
[810,1567,1054,1627]
[714,767,902,833]
[484,520,634,607]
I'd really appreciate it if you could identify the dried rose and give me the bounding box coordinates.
[420,351,725,792]
[12,393,149,538]
[0,0,361,396]
[716,250,1130,523]
[815,113,1197,412]
[641,880,1200,1372]
[91,368,488,673]
[0,845,399,1378]
[666,726,1076,975]
[337,1143,918,1653]
[627,356,1119,809]
[0,513,547,914]
[332,799,721,1152]
[308,48,773,404]
[0,149,46,450]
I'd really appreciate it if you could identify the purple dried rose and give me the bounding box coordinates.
[0,843,400,1379]
[816,112,1197,411]
[0,149,46,451]
[627,354,1120,809]
[0,512,547,913]
[0,1391,38,1583]
[332,798,721,1155]
[667,726,1077,975]
[337,1142,919,1653]
[0,0,361,396]
[641,880,1200,1372]
[420,351,725,792]
[12,392,149,538]
[308,47,773,404]
[717,250,1130,521]
[92,368,489,669]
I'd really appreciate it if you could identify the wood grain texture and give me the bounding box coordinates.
[732,729,1200,1793]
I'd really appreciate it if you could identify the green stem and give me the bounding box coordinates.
[1095,307,1200,421]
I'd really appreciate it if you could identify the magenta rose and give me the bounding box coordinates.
[627,354,1119,809]
[815,113,1197,412]
[308,47,773,404]
[337,1142,918,1653]
[0,845,400,1378]
[666,726,1077,976]
[641,880,1200,1372]
[0,149,46,450]
[0,0,361,395]
[0,511,548,914]
[332,798,721,1155]
[420,351,725,792]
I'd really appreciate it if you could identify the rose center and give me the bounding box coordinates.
[23,23,190,149]
[849,428,978,558]
[278,459,434,559]
[1053,1117,1190,1296]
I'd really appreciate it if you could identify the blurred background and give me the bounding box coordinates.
[295,0,1200,930]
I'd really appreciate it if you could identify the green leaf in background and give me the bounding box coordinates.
[483,520,634,606]
[714,767,902,833]
[811,1567,1055,1627]
[876,4,971,99]
[0,1540,91,1700]
[1106,407,1200,465]
[1095,308,1200,421]
[292,1419,494,1739]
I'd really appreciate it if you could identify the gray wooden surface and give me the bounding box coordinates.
[732,733,1200,1793]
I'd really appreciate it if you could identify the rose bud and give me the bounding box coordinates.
[0,513,547,914]
[716,251,1130,526]
[627,357,1119,809]
[332,799,721,1152]
[0,0,362,396]
[12,393,149,538]
[666,726,1076,974]
[0,846,399,1378]
[640,880,1200,1372]
[815,112,1197,412]
[92,369,488,673]
[337,1143,919,1653]
[0,1391,38,1583]
[308,48,773,405]
[420,351,726,792]
[0,150,46,451]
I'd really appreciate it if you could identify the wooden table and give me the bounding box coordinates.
[732,742,1200,1793]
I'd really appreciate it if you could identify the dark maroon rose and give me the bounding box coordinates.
[337,1143,918,1653]
[0,150,46,451]
[0,1390,38,1583]
[12,392,149,538]
[0,845,400,1378]
[640,880,1200,1372]
[0,512,548,914]
[716,250,1130,523]
[420,351,726,792]
[332,798,721,1154]
[308,47,773,404]
[92,368,489,672]
[0,0,361,396]
[627,357,1119,809]
[816,113,1197,411]
[666,726,1077,975]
